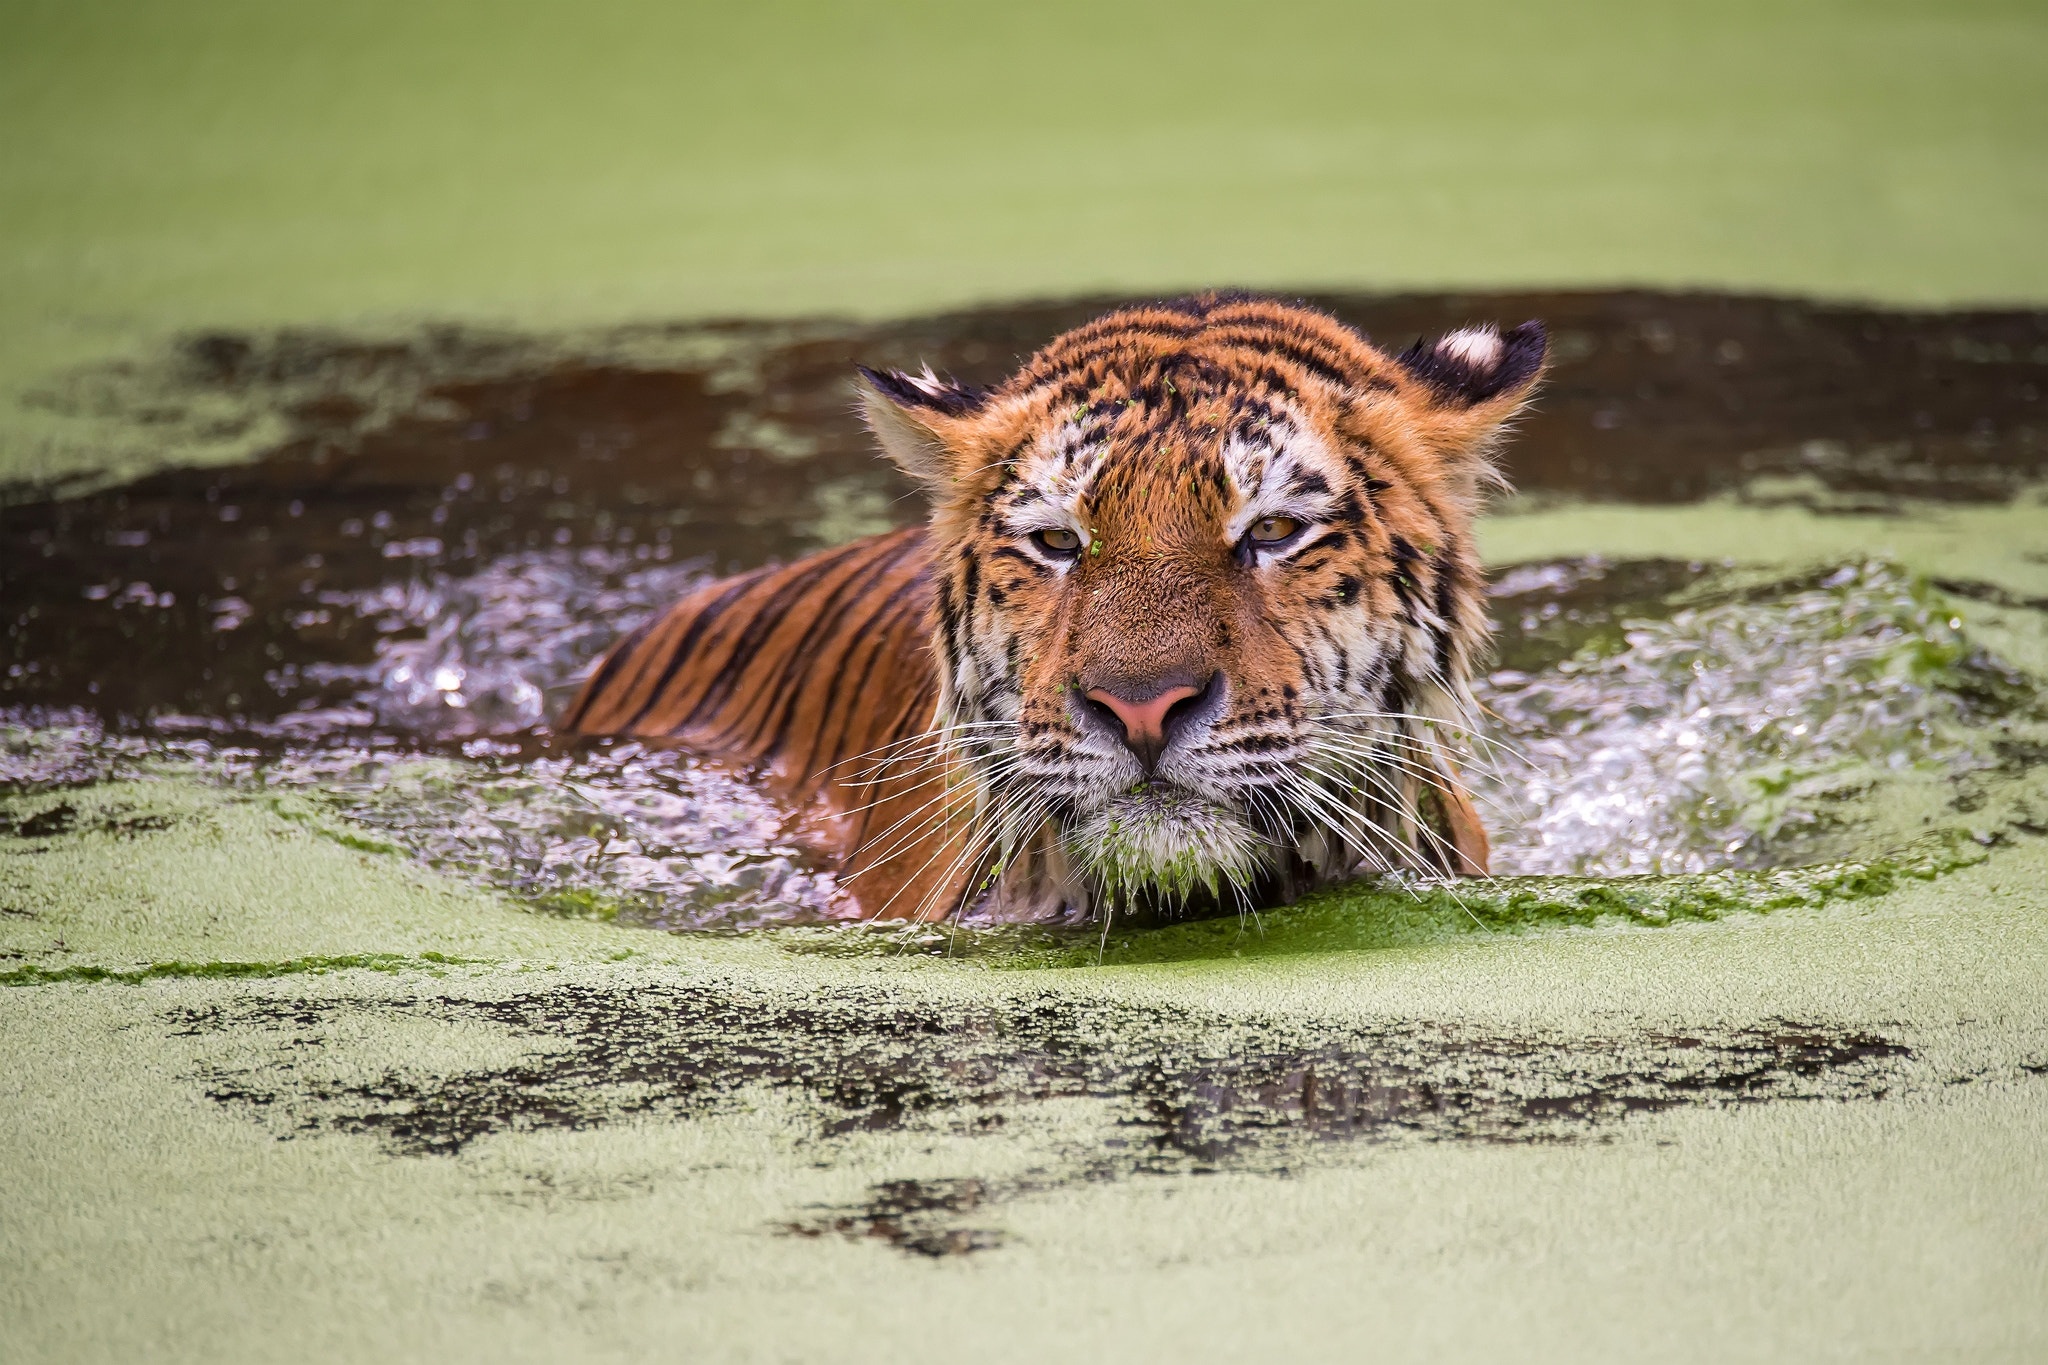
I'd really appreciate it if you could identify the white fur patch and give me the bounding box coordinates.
[996,421,1103,551]
[905,364,950,398]
[1436,327,1503,371]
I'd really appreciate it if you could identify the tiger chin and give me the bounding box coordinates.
[561,293,1545,926]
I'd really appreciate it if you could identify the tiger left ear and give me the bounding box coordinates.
[1349,321,1547,496]
[856,365,992,491]
[1394,321,1547,408]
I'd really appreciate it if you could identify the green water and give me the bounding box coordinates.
[5,3,2048,1360]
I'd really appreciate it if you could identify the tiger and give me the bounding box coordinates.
[560,293,1546,925]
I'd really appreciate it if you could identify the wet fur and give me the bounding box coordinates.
[562,294,1545,923]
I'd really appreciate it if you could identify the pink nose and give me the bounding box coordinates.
[1084,683,1201,767]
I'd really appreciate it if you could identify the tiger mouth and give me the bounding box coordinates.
[1061,783,1267,906]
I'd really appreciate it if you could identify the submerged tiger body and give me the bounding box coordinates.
[561,294,1545,923]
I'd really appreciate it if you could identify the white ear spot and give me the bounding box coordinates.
[905,364,949,398]
[1436,327,1502,372]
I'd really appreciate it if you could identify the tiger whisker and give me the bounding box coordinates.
[1278,773,1408,877]
[867,770,1045,922]
[853,759,1039,873]
[876,779,1051,931]
[1285,765,1493,928]
[1299,758,1494,891]
[824,721,1018,782]
[1309,711,1534,767]
[1304,737,1473,807]
[1304,722,1517,792]
[836,752,1036,870]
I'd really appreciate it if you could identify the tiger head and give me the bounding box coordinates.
[859,295,1544,921]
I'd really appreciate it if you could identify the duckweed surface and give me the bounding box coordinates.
[5,291,2048,1364]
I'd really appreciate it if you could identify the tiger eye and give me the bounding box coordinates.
[1249,516,1300,544]
[1033,527,1083,554]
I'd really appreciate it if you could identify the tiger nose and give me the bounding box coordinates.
[1082,679,1207,773]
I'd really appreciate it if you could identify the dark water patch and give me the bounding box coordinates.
[1,951,480,988]
[1931,577,2048,615]
[173,980,1916,1254]
[0,801,77,839]
[1486,557,1717,675]
[180,985,1913,1159]
[783,1178,1011,1258]
[6,290,2046,725]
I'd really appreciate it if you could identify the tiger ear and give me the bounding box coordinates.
[856,365,992,490]
[1394,321,1547,410]
[1351,321,1547,497]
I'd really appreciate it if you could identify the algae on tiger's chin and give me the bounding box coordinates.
[1064,785,1263,911]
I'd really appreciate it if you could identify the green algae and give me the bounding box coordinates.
[0,778,713,988]
[3,717,2047,1363]
[265,799,406,858]
[0,951,481,988]
[2,3,2046,1336]
[8,844,2048,1364]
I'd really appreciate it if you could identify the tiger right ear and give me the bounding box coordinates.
[856,365,991,490]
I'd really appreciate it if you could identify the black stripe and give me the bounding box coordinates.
[638,538,876,733]
[704,534,920,754]
[555,613,655,729]
[789,557,935,779]
[1201,331,1354,389]
[1432,537,1464,679]
[957,546,980,653]
[614,573,764,733]
[934,575,962,666]
[1388,535,1423,615]
[988,545,1051,575]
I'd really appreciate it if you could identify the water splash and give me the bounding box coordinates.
[266,743,848,929]
[1,545,856,930]
[300,548,708,737]
[1473,559,2027,876]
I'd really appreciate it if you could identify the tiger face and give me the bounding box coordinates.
[860,295,1544,921]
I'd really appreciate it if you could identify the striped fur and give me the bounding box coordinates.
[556,526,964,918]
[562,294,1546,923]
